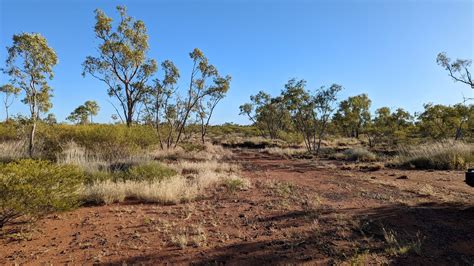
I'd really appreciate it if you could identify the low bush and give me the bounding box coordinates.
[119,162,177,182]
[394,141,473,170]
[223,176,251,192]
[0,159,84,228]
[343,147,377,162]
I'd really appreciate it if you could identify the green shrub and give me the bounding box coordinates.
[395,141,473,170]
[343,147,377,162]
[115,162,177,183]
[223,177,248,193]
[84,171,114,185]
[83,161,177,185]
[0,159,84,228]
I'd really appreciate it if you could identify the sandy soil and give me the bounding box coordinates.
[1,149,473,265]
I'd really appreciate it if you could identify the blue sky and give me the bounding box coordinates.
[0,0,473,124]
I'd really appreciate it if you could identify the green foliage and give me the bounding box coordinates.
[417,103,473,140]
[83,5,157,126]
[0,159,84,228]
[68,100,100,125]
[366,107,414,147]
[0,84,21,121]
[4,33,58,116]
[4,32,58,156]
[67,105,89,125]
[223,178,246,193]
[333,94,371,138]
[123,162,176,182]
[437,52,473,89]
[36,123,160,160]
[239,91,292,139]
[85,162,176,184]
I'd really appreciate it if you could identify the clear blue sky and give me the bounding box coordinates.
[0,0,473,124]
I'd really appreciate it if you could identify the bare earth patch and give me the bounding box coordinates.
[1,149,473,264]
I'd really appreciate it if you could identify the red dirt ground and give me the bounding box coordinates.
[1,149,473,265]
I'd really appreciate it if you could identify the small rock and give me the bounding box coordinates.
[397,175,408,180]
[370,176,376,179]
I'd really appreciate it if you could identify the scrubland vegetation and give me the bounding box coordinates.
[0,3,473,265]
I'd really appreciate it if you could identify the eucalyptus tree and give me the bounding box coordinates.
[282,79,341,153]
[437,52,473,89]
[0,84,20,122]
[67,105,89,125]
[417,103,473,140]
[173,48,229,147]
[366,107,413,147]
[333,94,371,138]
[3,33,57,156]
[197,75,231,143]
[239,91,290,139]
[144,60,180,149]
[84,100,100,123]
[83,6,157,126]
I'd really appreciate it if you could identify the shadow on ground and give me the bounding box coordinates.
[101,202,474,265]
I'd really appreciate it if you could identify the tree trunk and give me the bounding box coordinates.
[126,109,133,127]
[29,120,36,157]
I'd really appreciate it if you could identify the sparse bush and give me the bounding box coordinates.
[343,147,377,162]
[223,175,251,192]
[394,141,473,170]
[0,159,84,228]
[119,162,177,182]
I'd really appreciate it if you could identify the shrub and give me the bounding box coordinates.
[343,147,377,162]
[394,141,474,170]
[223,176,251,192]
[0,160,84,228]
[121,162,177,182]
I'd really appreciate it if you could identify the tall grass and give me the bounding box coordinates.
[82,170,248,205]
[0,140,28,162]
[395,141,474,170]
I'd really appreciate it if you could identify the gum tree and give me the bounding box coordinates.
[3,33,57,156]
[197,75,231,143]
[239,91,290,139]
[67,105,89,125]
[437,52,473,89]
[144,60,180,149]
[282,79,342,153]
[84,100,100,123]
[173,48,229,147]
[83,6,157,126]
[0,84,20,122]
[333,94,371,138]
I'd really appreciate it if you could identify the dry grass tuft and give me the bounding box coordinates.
[82,161,248,205]
[260,147,307,157]
[343,147,378,162]
[394,141,473,170]
[0,140,28,161]
[57,141,151,172]
[152,143,232,162]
